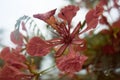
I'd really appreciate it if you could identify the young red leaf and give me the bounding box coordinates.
[85,9,98,29]
[10,29,24,46]
[56,45,87,73]
[33,9,56,23]
[58,5,79,24]
[26,37,53,57]
[0,47,11,60]
[94,5,104,18]
[0,47,27,68]
[0,64,32,80]
[0,65,20,80]
[85,5,103,31]
[33,9,60,32]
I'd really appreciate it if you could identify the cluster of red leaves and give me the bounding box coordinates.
[0,47,33,80]
[56,45,87,73]
[27,5,88,74]
[27,4,103,74]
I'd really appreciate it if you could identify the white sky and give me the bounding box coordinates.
[0,0,69,30]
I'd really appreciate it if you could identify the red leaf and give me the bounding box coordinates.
[56,45,87,73]
[10,29,24,46]
[26,37,53,57]
[85,5,103,30]
[33,9,56,23]
[58,5,79,24]
[0,47,11,61]
[87,18,98,29]
[0,47,27,69]
[33,9,60,32]
[0,65,20,80]
[0,48,32,80]
[86,9,95,23]
[94,5,104,18]
[85,9,98,29]
[0,64,32,80]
